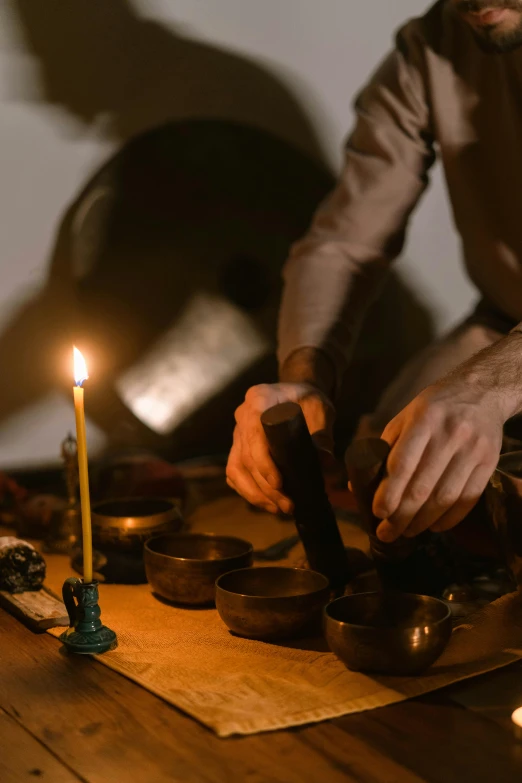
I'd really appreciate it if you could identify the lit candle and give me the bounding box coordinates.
[512,707,522,740]
[73,347,93,583]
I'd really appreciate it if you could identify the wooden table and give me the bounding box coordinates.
[2,489,522,783]
[1,606,522,783]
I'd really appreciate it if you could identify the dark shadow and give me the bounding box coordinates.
[368,651,521,685]
[277,635,331,653]
[0,119,435,462]
[151,592,214,612]
[10,0,325,162]
[227,628,329,653]
[0,0,436,465]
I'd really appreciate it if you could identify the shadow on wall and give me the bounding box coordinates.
[0,0,435,461]
[10,0,325,161]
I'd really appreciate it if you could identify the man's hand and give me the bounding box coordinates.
[373,377,504,542]
[226,382,335,514]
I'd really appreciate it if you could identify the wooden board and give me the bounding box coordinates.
[0,585,68,631]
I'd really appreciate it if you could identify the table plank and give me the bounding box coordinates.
[444,660,522,730]
[333,695,522,783]
[295,722,425,783]
[0,707,81,783]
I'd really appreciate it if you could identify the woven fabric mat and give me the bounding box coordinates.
[44,496,522,737]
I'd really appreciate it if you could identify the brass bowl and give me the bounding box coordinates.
[74,497,184,584]
[324,592,452,676]
[144,533,253,606]
[215,566,331,641]
[92,497,183,547]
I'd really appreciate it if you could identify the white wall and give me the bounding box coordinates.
[0,0,475,468]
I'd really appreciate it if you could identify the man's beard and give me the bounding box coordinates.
[473,19,522,51]
[454,0,522,52]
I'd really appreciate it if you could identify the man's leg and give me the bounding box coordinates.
[358,307,506,438]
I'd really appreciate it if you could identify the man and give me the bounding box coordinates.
[227,0,522,544]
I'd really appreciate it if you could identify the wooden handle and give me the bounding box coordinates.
[261,402,350,590]
[344,438,390,536]
[345,438,415,563]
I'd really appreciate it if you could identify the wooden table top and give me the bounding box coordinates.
[2,489,522,783]
[1,604,522,783]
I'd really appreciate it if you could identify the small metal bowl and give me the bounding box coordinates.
[144,533,253,606]
[215,566,331,641]
[91,497,183,549]
[73,497,184,584]
[324,592,452,676]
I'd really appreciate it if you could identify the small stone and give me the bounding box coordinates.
[0,537,46,593]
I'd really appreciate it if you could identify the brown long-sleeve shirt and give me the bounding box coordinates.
[278,0,522,384]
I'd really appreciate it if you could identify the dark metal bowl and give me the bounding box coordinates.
[144,533,253,605]
[215,566,331,641]
[324,592,452,676]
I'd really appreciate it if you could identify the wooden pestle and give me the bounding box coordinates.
[345,438,417,590]
[261,402,351,591]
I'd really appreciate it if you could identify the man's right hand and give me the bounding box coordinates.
[226,382,335,514]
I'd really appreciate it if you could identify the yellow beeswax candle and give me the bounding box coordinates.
[73,347,93,583]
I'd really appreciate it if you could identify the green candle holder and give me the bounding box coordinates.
[60,577,117,654]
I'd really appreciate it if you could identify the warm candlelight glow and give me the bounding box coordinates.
[513,707,522,727]
[72,346,93,583]
[73,346,89,387]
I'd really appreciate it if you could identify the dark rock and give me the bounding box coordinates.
[0,537,46,593]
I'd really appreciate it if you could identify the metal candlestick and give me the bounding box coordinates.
[60,577,117,654]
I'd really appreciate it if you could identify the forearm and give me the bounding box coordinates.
[443,330,522,420]
[279,347,336,399]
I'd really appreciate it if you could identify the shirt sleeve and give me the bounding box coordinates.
[277,22,436,389]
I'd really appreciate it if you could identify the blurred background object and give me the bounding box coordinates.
[0,0,472,472]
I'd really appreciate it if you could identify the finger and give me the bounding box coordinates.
[240,428,293,513]
[302,396,336,471]
[250,465,294,515]
[227,429,279,513]
[302,397,335,444]
[430,463,494,533]
[245,421,284,492]
[376,432,457,542]
[236,397,285,491]
[226,473,278,515]
[235,402,281,488]
[403,451,477,538]
[380,414,402,447]
[373,420,431,522]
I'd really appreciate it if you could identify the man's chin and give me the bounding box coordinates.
[472,23,522,53]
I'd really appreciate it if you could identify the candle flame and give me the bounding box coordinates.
[73,346,89,386]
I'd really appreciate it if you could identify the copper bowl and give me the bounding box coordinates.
[92,497,183,548]
[324,592,452,676]
[215,566,331,641]
[73,497,184,584]
[144,533,253,606]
